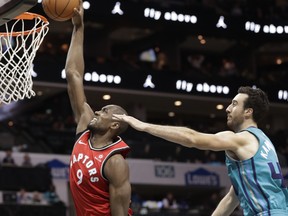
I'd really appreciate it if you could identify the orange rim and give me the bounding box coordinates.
[0,12,49,37]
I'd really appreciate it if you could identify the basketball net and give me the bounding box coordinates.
[0,12,49,104]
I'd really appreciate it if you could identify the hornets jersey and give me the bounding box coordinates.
[226,127,288,216]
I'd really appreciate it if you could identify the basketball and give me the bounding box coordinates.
[42,0,80,22]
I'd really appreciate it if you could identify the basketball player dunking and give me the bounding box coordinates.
[65,2,132,216]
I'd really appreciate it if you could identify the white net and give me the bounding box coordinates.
[0,13,49,104]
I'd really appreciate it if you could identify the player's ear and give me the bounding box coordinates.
[111,121,120,130]
[245,108,253,117]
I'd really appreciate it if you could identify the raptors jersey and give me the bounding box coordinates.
[69,130,131,216]
[226,127,288,216]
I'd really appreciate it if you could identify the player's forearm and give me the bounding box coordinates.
[111,206,129,216]
[110,182,131,216]
[114,115,198,148]
[212,188,239,216]
[212,204,235,216]
[110,195,130,216]
[114,115,216,149]
[65,24,84,78]
[140,122,197,148]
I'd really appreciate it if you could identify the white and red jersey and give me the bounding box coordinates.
[69,130,131,216]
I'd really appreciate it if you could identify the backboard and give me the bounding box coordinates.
[0,0,38,26]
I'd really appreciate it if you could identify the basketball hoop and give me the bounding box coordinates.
[0,12,49,104]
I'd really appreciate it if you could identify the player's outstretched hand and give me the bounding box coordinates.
[113,114,146,132]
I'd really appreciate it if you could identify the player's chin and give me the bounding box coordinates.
[226,120,232,128]
[87,122,94,130]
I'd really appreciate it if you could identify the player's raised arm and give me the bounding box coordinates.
[65,2,94,133]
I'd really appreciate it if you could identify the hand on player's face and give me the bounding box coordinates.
[113,114,144,131]
[112,114,126,121]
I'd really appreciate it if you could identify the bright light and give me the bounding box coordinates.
[277,26,284,34]
[245,21,261,33]
[8,121,14,127]
[174,101,182,106]
[168,112,175,117]
[216,16,227,29]
[200,39,206,44]
[176,80,193,92]
[103,95,111,100]
[163,11,197,23]
[216,104,224,110]
[278,90,288,100]
[276,58,282,65]
[83,1,90,10]
[112,2,124,15]
[37,91,43,96]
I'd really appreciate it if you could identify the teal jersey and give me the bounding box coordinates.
[226,127,288,216]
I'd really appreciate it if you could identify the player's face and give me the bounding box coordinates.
[88,105,115,134]
[226,93,248,131]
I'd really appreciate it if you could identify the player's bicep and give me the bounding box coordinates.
[105,154,130,191]
[194,131,241,151]
[227,186,240,206]
[105,155,131,215]
[214,131,244,151]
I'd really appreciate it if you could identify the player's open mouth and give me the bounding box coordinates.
[91,117,98,123]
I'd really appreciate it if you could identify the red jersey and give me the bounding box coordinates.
[69,130,131,216]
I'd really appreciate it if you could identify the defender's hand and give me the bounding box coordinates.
[113,114,146,132]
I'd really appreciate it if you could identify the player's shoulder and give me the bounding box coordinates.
[216,129,253,140]
[107,154,126,165]
[105,154,128,173]
[104,154,129,181]
[216,130,254,149]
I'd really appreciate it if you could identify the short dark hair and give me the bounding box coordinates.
[238,86,269,123]
[110,105,129,135]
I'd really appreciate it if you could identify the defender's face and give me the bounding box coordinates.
[226,93,248,131]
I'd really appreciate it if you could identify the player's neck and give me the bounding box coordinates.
[237,121,258,132]
[89,133,113,148]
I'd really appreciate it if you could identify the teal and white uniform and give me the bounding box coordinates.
[226,127,288,216]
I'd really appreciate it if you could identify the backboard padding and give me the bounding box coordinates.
[0,0,37,26]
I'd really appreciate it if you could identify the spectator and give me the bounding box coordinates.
[17,188,32,204]
[152,52,169,71]
[31,191,45,205]
[161,192,179,212]
[2,149,16,166]
[44,184,63,206]
[22,153,33,167]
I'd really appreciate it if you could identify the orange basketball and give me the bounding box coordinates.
[42,0,80,22]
